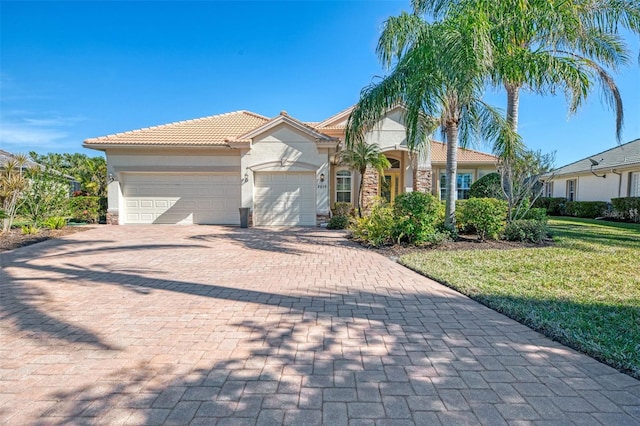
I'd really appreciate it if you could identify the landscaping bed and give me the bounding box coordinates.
[398,217,640,378]
[0,226,96,252]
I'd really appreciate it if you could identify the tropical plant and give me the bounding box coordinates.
[29,152,107,197]
[350,197,396,247]
[43,216,67,230]
[0,155,29,233]
[497,149,555,221]
[21,224,40,235]
[346,7,519,228]
[339,141,391,216]
[19,166,70,226]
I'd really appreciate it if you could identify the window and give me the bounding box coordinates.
[566,179,576,201]
[630,172,640,197]
[544,181,554,197]
[336,170,352,203]
[439,173,473,200]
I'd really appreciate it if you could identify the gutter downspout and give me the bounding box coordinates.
[611,169,622,198]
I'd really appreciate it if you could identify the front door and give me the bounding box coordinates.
[381,172,400,203]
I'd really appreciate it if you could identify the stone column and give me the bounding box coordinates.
[415,168,432,193]
[361,167,380,213]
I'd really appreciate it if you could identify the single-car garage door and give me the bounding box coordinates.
[254,172,316,226]
[122,173,240,224]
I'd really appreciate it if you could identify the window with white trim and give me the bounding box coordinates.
[440,173,473,200]
[544,181,554,197]
[336,170,352,203]
[566,179,576,201]
[630,172,640,197]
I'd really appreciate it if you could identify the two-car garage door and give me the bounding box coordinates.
[122,173,240,224]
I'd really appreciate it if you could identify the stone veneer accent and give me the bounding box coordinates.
[106,211,119,225]
[316,214,331,227]
[415,168,433,193]
[361,167,380,214]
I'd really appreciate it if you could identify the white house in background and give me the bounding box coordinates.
[545,138,640,202]
[83,106,498,226]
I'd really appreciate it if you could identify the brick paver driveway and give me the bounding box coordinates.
[1,226,638,425]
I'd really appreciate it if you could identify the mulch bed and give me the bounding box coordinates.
[0,226,97,252]
[366,234,555,258]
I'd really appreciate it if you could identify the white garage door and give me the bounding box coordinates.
[122,173,240,224]
[254,172,316,226]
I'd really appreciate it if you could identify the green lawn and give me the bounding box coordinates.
[400,217,640,378]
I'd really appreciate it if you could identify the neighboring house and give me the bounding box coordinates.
[83,106,498,226]
[0,149,80,193]
[544,138,640,202]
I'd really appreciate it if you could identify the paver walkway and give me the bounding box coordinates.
[1,226,638,425]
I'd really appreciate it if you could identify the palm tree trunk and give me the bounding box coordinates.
[444,121,459,228]
[409,152,418,192]
[504,82,521,222]
[506,83,520,132]
[358,167,365,217]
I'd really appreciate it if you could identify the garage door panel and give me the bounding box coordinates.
[122,173,240,225]
[254,172,316,226]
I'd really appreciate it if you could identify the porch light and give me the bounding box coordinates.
[320,173,325,182]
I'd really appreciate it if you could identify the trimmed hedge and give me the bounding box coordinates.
[611,197,640,223]
[469,173,503,199]
[503,219,548,243]
[456,197,508,241]
[532,197,566,215]
[564,201,608,219]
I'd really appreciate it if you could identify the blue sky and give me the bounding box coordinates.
[1,1,638,167]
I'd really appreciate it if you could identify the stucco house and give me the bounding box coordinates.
[84,106,498,226]
[544,138,640,202]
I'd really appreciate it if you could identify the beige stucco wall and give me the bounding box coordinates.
[240,124,331,215]
[552,167,640,201]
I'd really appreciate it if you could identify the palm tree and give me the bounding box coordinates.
[347,11,519,227]
[340,141,391,217]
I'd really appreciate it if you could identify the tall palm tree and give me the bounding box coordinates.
[340,141,391,217]
[347,11,519,227]
[412,0,640,141]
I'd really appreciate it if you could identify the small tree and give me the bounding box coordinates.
[19,166,70,225]
[0,156,29,233]
[340,141,391,217]
[498,150,555,222]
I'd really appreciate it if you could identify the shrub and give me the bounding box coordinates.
[469,173,503,199]
[392,192,443,245]
[533,197,566,215]
[457,198,508,241]
[21,224,39,235]
[68,196,103,223]
[522,208,547,221]
[332,202,353,217]
[564,201,608,219]
[327,215,350,230]
[43,216,67,230]
[350,198,395,247]
[503,219,548,243]
[611,197,640,223]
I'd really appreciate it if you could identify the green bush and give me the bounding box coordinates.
[503,219,548,243]
[327,215,350,230]
[351,198,395,247]
[469,173,503,199]
[21,224,40,235]
[332,202,353,217]
[43,216,67,230]
[533,197,566,215]
[392,192,443,245]
[68,196,104,223]
[564,201,608,219]
[457,198,508,241]
[522,208,547,221]
[611,197,640,223]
